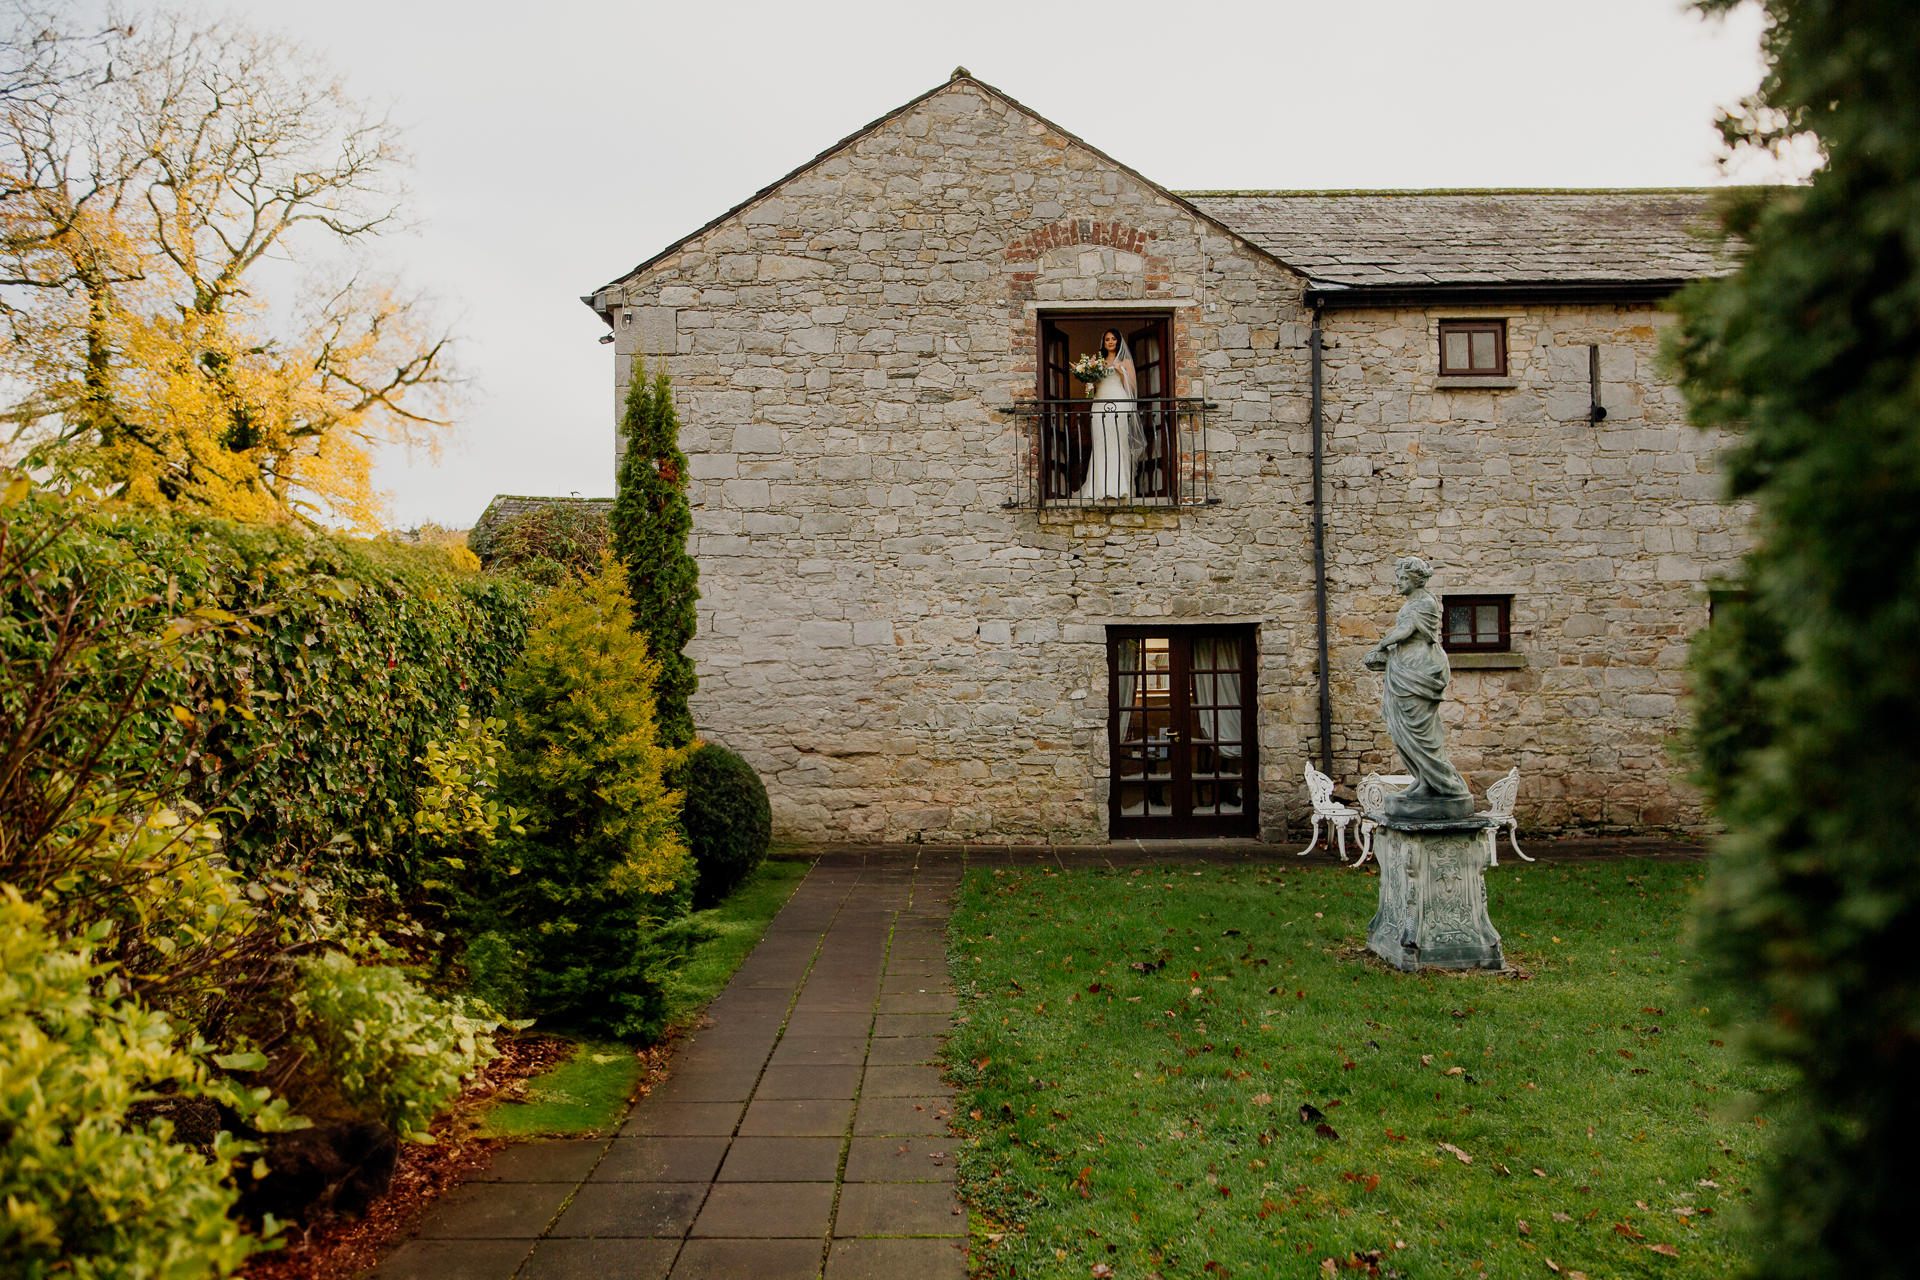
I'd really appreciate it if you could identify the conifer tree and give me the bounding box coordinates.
[1675,2,1920,1273]
[490,553,689,1037]
[610,358,699,749]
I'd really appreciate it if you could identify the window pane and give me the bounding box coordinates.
[1448,604,1472,641]
[1470,331,1497,370]
[1443,331,1470,370]
[1475,604,1500,643]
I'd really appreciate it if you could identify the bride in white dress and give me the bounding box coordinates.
[1076,328,1143,500]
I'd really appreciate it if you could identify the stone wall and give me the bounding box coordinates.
[1315,304,1747,831]
[593,78,1747,843]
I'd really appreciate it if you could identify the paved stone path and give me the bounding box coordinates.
[374,857,965,1280]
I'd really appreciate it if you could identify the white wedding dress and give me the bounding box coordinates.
[1075,365,1140,500]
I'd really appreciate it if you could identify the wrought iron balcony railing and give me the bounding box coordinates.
[1001,397,1218,510]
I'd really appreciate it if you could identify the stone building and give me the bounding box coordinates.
[575,70,1745,845]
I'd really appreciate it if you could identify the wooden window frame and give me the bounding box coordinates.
[1441,594,1512,654]
[1438,319,1508,377]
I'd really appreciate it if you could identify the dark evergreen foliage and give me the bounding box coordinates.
[1674,3,1920,1274]
[610,359,700,749]
[674,742,773,909]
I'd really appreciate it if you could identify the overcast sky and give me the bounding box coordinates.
[222,0,1779,531]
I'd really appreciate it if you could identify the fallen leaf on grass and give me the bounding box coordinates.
[1092,1266,1117,1278]
[1648,1243,1679,1257]
[1314,1122,1340,1141]
[1533,1167,1546,1177]
[1445,1066,1465,1076]
[1551,1213,1572,1223]
[1420,1054,1434,1066]
[1299,1103,1326,1123]
[1613,1223,1645,1240]
[1518,1219,1530,1235]
[1250,1093,1272,1105]
[1438,1142,1472,1164]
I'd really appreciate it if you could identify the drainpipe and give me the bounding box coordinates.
[1310,307,1333,777]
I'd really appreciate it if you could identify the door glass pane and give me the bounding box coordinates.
[1470,330,1496,370]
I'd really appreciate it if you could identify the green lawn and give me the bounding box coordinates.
[945,860,1782,1280]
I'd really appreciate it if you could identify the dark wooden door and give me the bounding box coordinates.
[1128,319,1170,499]
[1108,625,1258,838]
[1039,319,1088,496]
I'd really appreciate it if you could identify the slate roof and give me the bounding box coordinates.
[1182,190,1729,290]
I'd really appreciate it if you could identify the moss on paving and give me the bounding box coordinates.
[482,858,808,1137]
[946,860,1782,1279]
[480,1042,642,1137]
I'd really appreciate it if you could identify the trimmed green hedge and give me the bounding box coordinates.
[3,497,535,882]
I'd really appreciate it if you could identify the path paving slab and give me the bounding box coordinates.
[471,1141,607,1184]
[691,1181,836,1237]
[739,1097,857,1136]
[715,1136,844,1181]
[519,1237,677,1280]
[372,1238,533,1280]
[547,1183,705,1238]
[669,1239,824,1279]
[825,1237,968,1280]
[833,1182,968,1237]
[755,1063,863,1100]
[621,1102,746,1137]
[414,1182,573,1238]
[862,1064,947,1097]
[843,1136,958,1183]
[853,1096,958,1137]
[865,1035,945,1066]
[591,1136,729,1183]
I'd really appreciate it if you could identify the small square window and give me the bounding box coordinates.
[1439,320,1507,377]
[1442,594,1511,653]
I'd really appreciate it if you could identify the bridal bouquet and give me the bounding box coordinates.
[1070,353,1112,386]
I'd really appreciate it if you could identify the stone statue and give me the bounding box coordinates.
[1362,556,1475,822]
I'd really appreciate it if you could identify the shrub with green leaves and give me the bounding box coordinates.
[675,742,772,909]
[477,554,692,1038]
[0,487,534,884]
[1673,1,1920,1274]
[290,952,504,1143]
[0,890,265,1279]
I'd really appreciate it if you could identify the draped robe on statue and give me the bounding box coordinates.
[1380,592,1473,813]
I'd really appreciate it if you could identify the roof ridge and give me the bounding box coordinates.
[587,73,1305,303]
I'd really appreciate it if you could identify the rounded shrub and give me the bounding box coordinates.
[676,743,772,909]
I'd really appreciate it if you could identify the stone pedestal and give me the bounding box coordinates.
[1364,814,1505,973]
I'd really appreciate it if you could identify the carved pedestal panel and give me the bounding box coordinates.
[1364,815,1505,973]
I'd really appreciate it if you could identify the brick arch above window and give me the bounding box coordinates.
[1003,219,1158,262]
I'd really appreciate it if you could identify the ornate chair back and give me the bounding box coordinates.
[1304,763,1338,813]
[1486,767,1520,819]
[1356,773,1390,816]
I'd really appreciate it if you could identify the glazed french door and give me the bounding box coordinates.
[1108,626,1259,838]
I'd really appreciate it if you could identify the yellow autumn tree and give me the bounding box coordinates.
[0,7,460,531]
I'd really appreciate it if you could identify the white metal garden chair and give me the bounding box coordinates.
[1299,763,1359,863]
[1483,766,1534,866]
